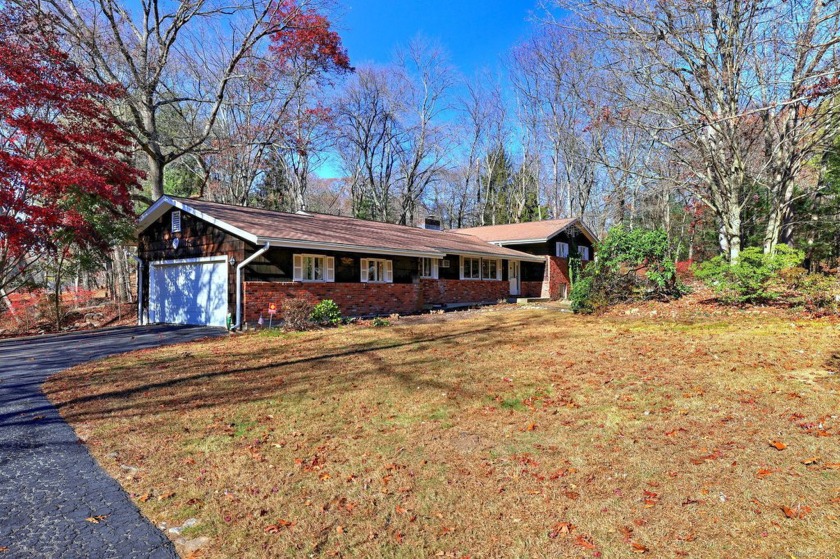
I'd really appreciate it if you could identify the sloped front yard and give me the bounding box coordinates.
[45,309,840,558]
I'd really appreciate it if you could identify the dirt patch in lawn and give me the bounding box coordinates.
[45,309,840,558]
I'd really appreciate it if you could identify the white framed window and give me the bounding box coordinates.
[360,258,393,283]
[420,257,439,279]
[293,254,335,282]
[481,258,502,280]
[461,256,481,280]
[578,246,590,260]
[171,210,182,233]
[556,241,569,258]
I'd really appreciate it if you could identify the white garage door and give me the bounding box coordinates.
[149,257,229,327]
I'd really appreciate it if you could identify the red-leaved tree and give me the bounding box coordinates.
[0,9,140,296]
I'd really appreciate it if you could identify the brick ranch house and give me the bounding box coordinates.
[456,220,598,300]
[135,196,554,328]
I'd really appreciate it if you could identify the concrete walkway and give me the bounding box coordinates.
[0,325,225,558]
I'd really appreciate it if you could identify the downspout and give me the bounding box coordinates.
[128,253,145,325]
[234,243,270,331]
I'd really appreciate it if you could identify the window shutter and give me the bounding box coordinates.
[325,257,335,282]
[360,259,368,283]
[496,259,502,280]
[459,257,464,279]
[432,258,439,279]
[293,254,303,281]
[385,260,393,283]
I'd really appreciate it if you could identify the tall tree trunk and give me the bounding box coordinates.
[720,208,742,263]
[147,152,165,200]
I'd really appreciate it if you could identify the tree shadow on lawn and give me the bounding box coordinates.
[49,313,584,423]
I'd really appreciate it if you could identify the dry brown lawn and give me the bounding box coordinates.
[44,307,840,558]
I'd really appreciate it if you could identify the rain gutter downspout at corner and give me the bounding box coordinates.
[234,243,270,331]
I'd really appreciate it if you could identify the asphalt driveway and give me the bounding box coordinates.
[0,325,226,558]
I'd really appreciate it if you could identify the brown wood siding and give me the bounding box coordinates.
[503,226,595,258]
[137,207,246,319]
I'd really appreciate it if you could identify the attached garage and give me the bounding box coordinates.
[148,257,229,327]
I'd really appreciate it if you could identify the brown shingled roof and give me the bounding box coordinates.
[138,197,545,262]
[455,219,597,244]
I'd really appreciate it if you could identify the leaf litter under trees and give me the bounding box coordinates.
[44,306,840,558]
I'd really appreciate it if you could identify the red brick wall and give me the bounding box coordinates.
[244,278,512,323]
[420,279,508,306]
[520,281,543,298]
[244,281,422,322]
[545,256,571,299]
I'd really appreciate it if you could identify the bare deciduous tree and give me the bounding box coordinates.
[557,0,840,261]
[30,0,328,201]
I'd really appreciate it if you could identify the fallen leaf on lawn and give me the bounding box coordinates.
[85,515,108,524]
[264,519,294,533]
[769,441,787,451]
[336,525,344,534]
[631,541,649,553]
[678,532,697,542]
[393,531,404,544]
[138,493,151,503]
[620,526,633,542]
[822,463,840,470]
[395,505,408,515]
[643,490,659,507]
[548,522,575,539]
[157,492,175,501]
[801,457,820,465]
[781,505,811,519]
[525,422,537,432]
[564,491,580,500]
[574,534,596,550]
[756,469,775,478]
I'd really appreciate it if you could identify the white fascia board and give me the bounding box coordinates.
[137,196,260,244]
[259,237,443,259]
[573,220,600,244]
[490,238,549,246]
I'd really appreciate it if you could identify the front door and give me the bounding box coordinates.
[509,261,520,296]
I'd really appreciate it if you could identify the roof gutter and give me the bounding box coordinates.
[258,237,443,259]
[453,250,545,263]
[233,242,270,331]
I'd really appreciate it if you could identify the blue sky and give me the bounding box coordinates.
[316,1,541,178]
[336,0,539,74]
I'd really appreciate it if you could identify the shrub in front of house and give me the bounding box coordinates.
[779,267,839,312]
[283,298,315,331]
[695,245,804,304]
[571,225,684,314]
[310,299,342,326]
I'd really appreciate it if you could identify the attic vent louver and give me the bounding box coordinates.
[171,210,181,233]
